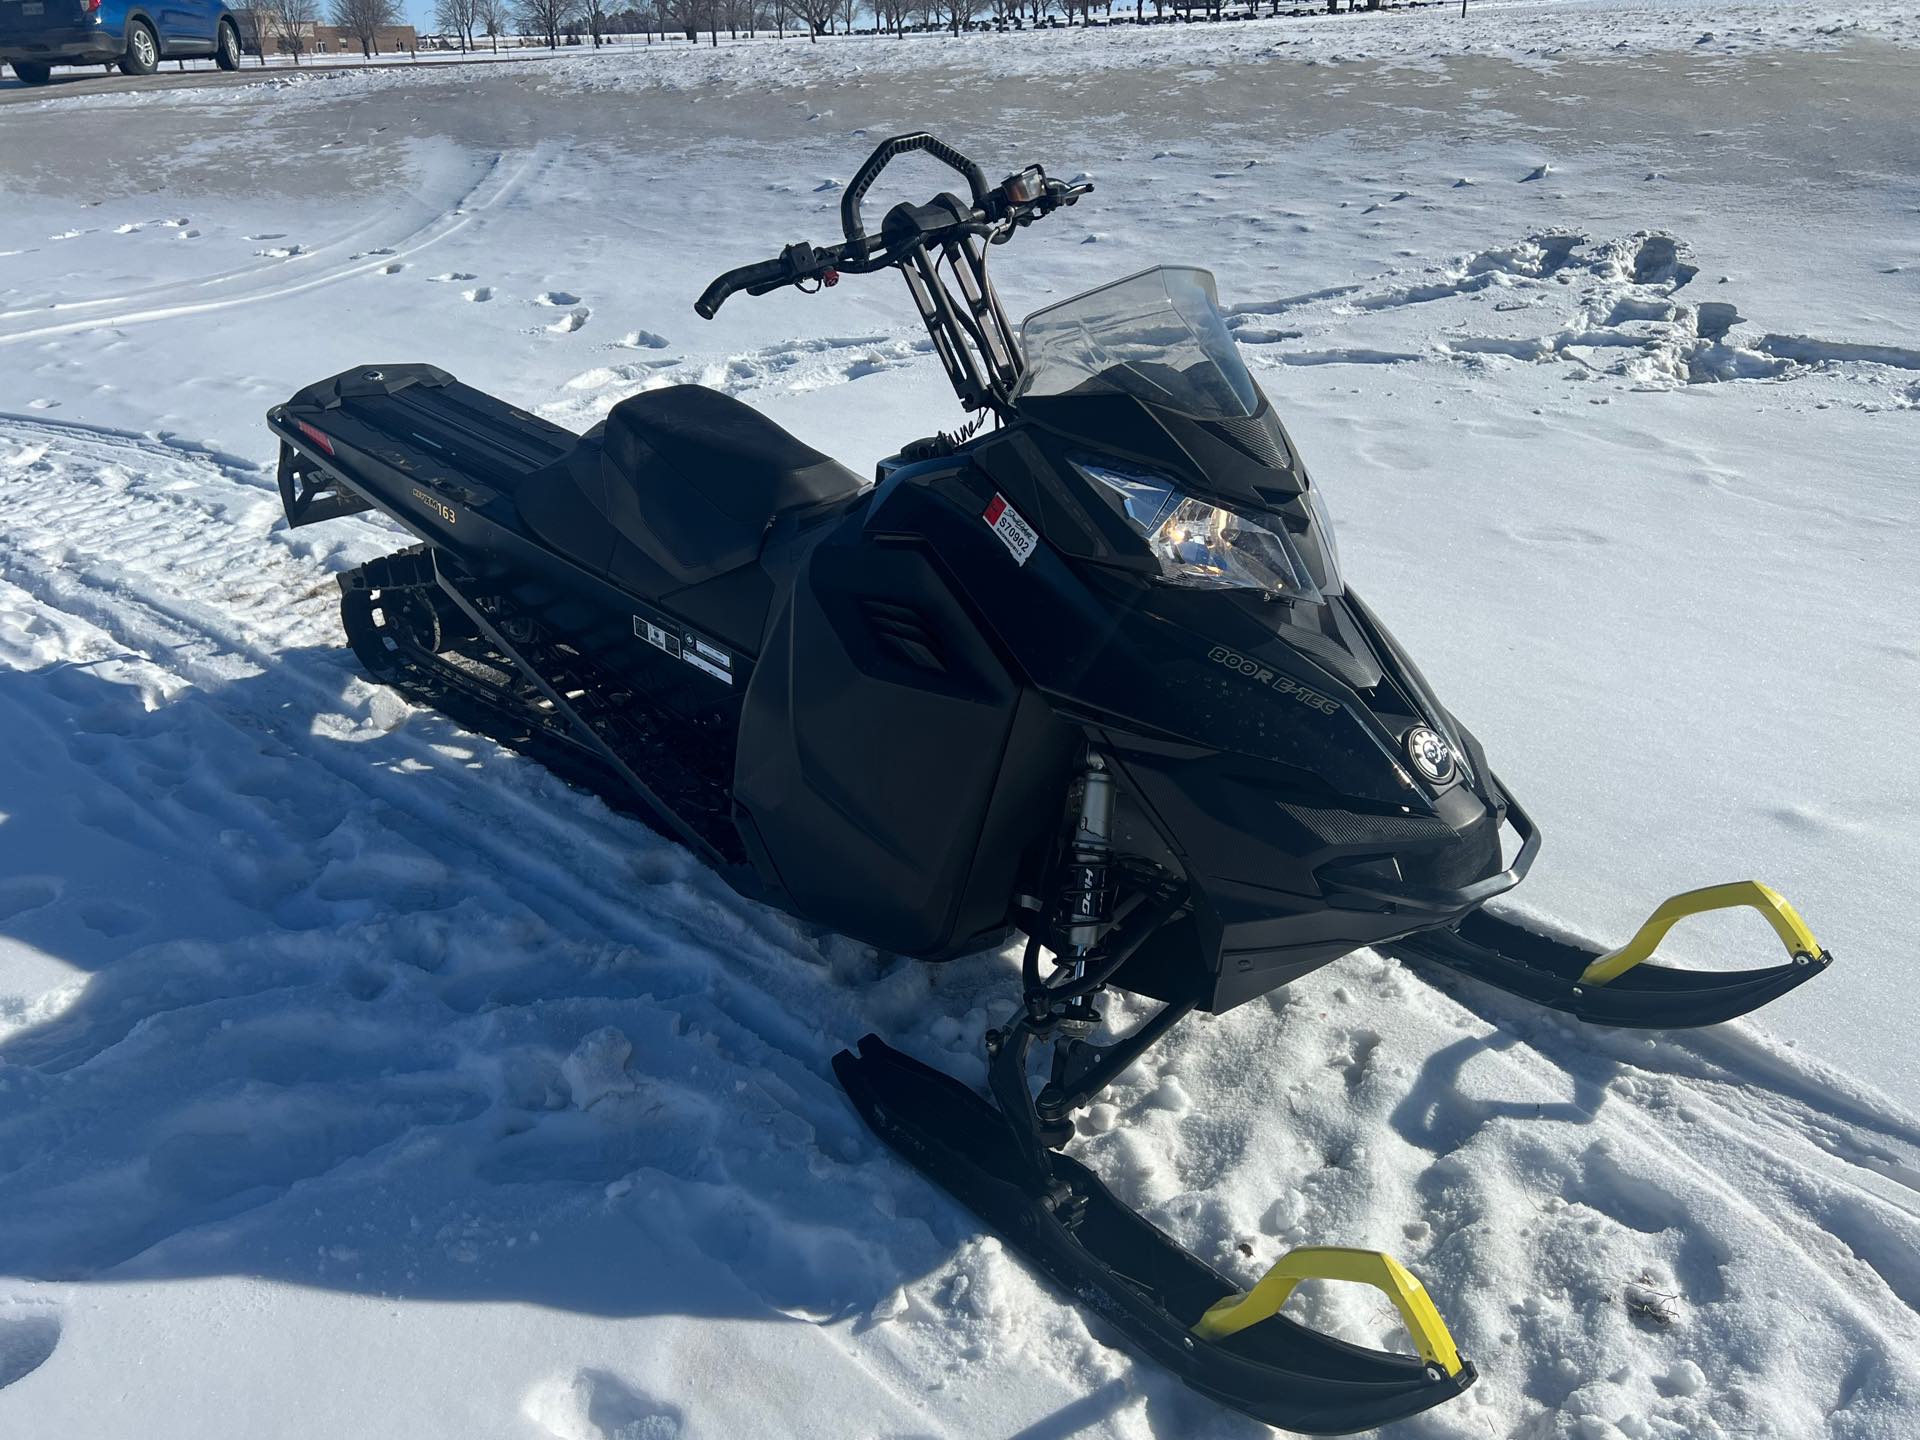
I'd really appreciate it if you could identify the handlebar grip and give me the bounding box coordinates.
[694,256,789,319]
[841,133,991,255]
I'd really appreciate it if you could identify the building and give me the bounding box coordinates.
[235,11,418,56]
[312,22,418,53]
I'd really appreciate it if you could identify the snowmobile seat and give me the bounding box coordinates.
[517,384,864,593]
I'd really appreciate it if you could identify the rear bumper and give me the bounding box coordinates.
[1,25,119,62]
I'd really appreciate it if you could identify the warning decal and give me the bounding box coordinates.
[635,617,682,659]
[983,493,1039,566]
[633,613,734,686]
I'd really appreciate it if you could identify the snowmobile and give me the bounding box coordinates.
[265,134,1833,1434]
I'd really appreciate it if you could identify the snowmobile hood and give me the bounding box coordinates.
[1014,384,1307,509]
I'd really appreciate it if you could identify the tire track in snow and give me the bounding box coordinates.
[0,421,1053,1379]
[0,147,550,349]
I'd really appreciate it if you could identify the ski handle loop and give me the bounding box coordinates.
[840,132,992,258]
[1193,1246,1466,1378]
[1580,881,1828,986]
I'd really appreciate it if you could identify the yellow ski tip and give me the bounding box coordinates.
[1581,880,1828,987]
[1193,1245,1466,1378]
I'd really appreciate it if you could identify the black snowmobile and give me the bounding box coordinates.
[267,134,1832,1435]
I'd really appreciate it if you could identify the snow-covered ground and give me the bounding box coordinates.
[2,7,1918,1437]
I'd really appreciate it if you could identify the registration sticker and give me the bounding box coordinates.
[983,493,1038,566]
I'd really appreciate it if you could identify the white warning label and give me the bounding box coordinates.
[983,492,1039,566]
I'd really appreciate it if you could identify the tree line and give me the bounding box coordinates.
[246,0,1259,63]
[477,0,1243,45]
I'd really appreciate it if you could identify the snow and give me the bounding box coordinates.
[3,7,1919,1437]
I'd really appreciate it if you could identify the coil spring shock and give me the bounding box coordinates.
[1051,752,1115,1036]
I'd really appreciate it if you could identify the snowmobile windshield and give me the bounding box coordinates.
[1014,267,1260,420]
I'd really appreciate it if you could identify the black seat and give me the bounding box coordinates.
[517,385,865,591]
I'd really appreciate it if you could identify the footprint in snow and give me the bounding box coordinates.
[383,262,405,275]
[78,898,149,938]
[255,244,307,259]
[463,286,493,303]
[617,330,669,350]
[547,308,590,334]
[537,290,582,307]
[0,876,61,922]
[525,1369,684,1440]
[0,1308,62,1392]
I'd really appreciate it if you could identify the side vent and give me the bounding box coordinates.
[862,599,947,675]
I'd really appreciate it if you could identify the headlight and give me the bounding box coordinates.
[1073,457,1333,602]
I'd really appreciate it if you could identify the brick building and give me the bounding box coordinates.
[236,12,418,55]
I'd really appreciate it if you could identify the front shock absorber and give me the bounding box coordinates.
[1062,752,1115,958]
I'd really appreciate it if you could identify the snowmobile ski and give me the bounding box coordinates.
[835,1033,1475,1437]
[1389,881,1833,1028]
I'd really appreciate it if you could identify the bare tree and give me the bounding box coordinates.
[329,0,396,55]
[794,0,834,37]
[435,0,480,47]
[260,0,319,58]
[930,0,977,31]
[577,0,609,41]
[516,0,573,45]
[478,0,509,46]
[654,0,701,39]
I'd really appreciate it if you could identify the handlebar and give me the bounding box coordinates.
[693,233,896,321]
[693,256,791,321]
[694,133,1090,320]
[840,132,992,258]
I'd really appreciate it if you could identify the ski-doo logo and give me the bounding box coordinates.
[983,493,1039,566]
[1404,725,1457,785]
[1207,646,1340,715]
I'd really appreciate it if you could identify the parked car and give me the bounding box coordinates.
[1,0,241,85]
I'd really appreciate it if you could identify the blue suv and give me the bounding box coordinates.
[2,0,241,85]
